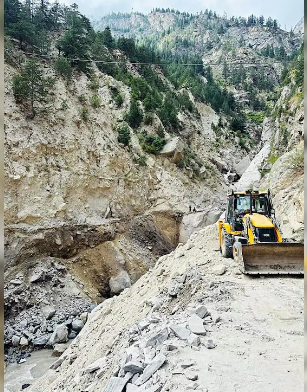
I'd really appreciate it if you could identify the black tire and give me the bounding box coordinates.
[221,228,233,258]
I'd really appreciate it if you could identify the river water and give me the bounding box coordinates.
[4,349,57,392]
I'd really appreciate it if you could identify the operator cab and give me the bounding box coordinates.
[226,191,270,232]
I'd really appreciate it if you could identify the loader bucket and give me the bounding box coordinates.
[240,242,304,275]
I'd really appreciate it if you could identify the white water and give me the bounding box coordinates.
[4,349,56,392]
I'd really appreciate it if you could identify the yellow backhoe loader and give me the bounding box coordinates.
[218,189,303,275]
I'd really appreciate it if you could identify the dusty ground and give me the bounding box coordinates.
[11,224,303,392]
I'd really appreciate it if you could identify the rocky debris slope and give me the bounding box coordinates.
[4,256,93,364]
[25,225,303,392]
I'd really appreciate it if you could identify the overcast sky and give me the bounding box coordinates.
[61,0,303,31]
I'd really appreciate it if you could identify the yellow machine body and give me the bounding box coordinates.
[218,190,303,275]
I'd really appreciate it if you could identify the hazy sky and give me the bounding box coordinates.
[61,0,303,31]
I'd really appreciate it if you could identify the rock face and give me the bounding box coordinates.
[179,209,222,243]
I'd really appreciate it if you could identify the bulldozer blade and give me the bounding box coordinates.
[240,242,304,275]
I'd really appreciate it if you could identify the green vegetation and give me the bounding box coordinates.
[109,86,124,107]
[90,94,101,108]
[80,107,89,121]
[125,99,143,128]
[138,132,165,154]
[54,57,72,81]
[117,123,131,146]
[245,111,265,125]
[287,146,304,173]
[12,59,54,118]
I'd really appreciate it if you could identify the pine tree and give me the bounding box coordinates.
[12,59,55,118]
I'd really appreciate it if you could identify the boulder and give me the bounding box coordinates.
[42,305,56,320]
[48,324,68,346]
[234,156,251,177]
[160,137,184,163]
[71,319,84,332]
[109,270,131,295]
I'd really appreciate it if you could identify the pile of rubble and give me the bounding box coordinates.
[4,257,93,364]
[101,303,218,392]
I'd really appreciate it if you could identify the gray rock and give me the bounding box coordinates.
[19,319,28,329]
[169,324,190,340]
[20,337,29,346]
[29,270,45,283]
[194,305,209,319]
[68,331,77,339]
[188,314,206,335]
[135,354,166,386]
[213,265,226,275]
[10,279,23,285]
[71,319,84,332]
[167,280,182,296]
[12,335,20,346]
[50,357,66,370]
[53,343,70,356]
[185,370,198,381]
[42,305,56,320]
[101,376,129,392]
[126,384,140,392]
[109,270,131,295]
[33,335,50,346]
[123,361,144,374]
[204,339,216,349]
[85,357,107,374]
[145,328,169,348]
[80,312,88,324]
[188,333,200,347]
[181,360,196,369]
[48,324,68,346]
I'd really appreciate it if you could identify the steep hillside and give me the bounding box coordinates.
[93,10,302,106]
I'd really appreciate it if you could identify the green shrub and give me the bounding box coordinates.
[117,123,131,146]
[144,112,154,125]
[54,57,72,81]
[81,107,89,121]
[156,125,165,139]
[78,94,87,104]
[109,86,124,107]
[88,74,100,90]
[90,94,101,108]
[125,98,143,128]
[138,132,165,154]
[287,146,304,172]
[60,99,69,110]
